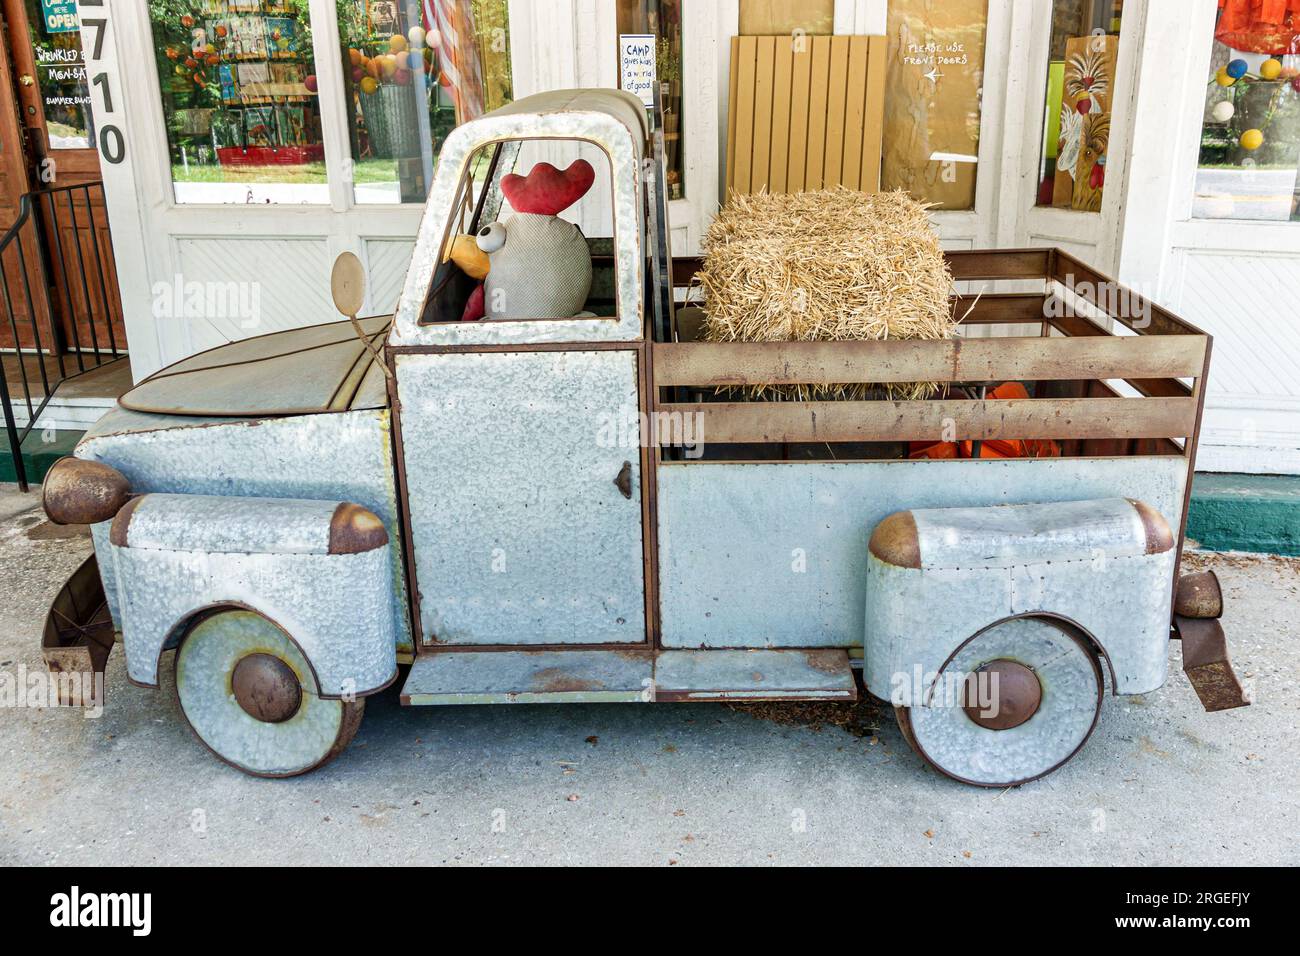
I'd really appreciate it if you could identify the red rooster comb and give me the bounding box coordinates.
[501,159,595,215]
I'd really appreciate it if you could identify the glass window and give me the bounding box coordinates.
[617,1,684,200]
[25,0,93,150]
[422,140,616,324]
[880,0,989,211]
[148,1,327,204]
[1194,1,1300,221]
[1034,1,1124,211]
[339,0,513,204]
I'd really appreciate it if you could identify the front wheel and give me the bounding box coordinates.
[174,609,364,777]
[895,616,1103,787]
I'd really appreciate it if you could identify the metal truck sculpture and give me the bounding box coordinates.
[39,91,1247,783]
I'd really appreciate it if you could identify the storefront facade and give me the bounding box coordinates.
[61,0,1300,475]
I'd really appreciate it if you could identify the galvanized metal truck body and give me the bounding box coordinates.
[38,90,1245,783]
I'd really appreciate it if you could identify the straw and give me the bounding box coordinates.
[697,188,957,400]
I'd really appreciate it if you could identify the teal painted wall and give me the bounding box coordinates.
[1187,473,1300,557]
[1,430,82,485]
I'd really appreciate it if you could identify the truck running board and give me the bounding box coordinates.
[400,648,857,706]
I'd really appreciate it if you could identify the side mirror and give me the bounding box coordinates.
[330,252,391,379]
[331,251,367,319]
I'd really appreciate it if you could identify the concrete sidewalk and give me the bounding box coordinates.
[1,483,1296,866]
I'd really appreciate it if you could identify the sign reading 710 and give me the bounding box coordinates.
[76,0,125,164]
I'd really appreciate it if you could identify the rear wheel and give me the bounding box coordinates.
[174,609,363,777]
[895,617,1103,787]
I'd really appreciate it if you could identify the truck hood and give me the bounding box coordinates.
[118,315,391,418]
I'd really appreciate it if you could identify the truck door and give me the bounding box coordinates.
[395,346,647,646]
[390,122,652,648]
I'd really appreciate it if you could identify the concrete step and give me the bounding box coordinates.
[1188,472,1300,557]
[0,428,82,485]
[10,398,113,431]
[4,355,128,432]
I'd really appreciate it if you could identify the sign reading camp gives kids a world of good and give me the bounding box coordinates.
[619,34,656,108]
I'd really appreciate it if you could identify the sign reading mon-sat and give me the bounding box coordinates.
[41,0,79,34]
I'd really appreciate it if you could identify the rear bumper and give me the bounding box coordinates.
[1173,569,1249,712]
[1174,615,1251,712]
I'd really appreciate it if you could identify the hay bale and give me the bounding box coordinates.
[697,188,957,400]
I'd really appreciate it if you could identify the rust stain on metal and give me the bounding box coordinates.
[1175,615,1249,712]
[868,511,921,568]
[962,659,1042,731]
[1127,498,1174,554]
[328,502,390,554]
[613,460,633,499]
[804,649,847,675]
[231,653,303,723]
[42,457,132,526]
[1174,570,1223,620]
[530,668,606,694]
[108,495,146,547]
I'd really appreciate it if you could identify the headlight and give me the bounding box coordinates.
[42,457,132,526]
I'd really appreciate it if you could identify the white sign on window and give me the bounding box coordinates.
[619,34,656,108]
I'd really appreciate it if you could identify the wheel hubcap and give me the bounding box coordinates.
[963,659,1041,731]
[231,653,302,724]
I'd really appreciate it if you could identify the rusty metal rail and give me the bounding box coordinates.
[661,247,1211,450]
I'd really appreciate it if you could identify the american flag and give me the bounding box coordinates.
[424,0,486,123]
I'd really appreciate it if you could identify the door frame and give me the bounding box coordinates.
[4,0,104,188]
[1009,0,1148,275]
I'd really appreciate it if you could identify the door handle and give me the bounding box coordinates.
[614,460,633,499]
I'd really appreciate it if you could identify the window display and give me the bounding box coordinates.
[25,0,93,149]
[148,1,327,203]
[339,0,512,204]
[1194,0,1300,221]
[880,0,988,211]
[617,1,684,200]
[1034,1,1124,212]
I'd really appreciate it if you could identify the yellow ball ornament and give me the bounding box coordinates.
[389,34,408,54]
[1216,67,1236,87]
[1261,58,1282,80]
[1240,128,1264,150]
[360,75,378,94]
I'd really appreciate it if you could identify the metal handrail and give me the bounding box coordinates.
[1,182,126,492]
